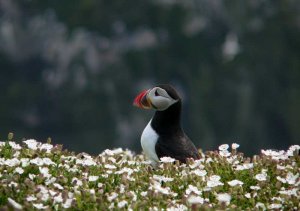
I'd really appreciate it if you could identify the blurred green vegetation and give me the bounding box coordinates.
[0,0,299,155]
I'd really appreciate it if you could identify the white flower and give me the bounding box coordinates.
[187,195,204,204]
[37,185,48,193]
[117,200,128,208]
[255,202,266,210]
[4,158,20,167]
[245,163,254,169]
[21,158,30,167]
[101,148,123,156]
[192,169,207,177]
[53,194,63,203]
[153,183,170,195]
[69,168,79,173]
[268,203,282,209]
[23,139,39,150]
[115,167,134,175]
[286,172,299,185]
[42,158,55,165]
[226,156,239,165]
[140,191,147,197]
[30,158,44,166]
[107,192,118,202]
[185,185,202,195]
[206,175,224,188]
[250,185,261,190]
[245,193,251,198]
[33,203,48,209]
[90,188,96,195]
[44,177,56,186]
[153,175,174,182]
[150,181,176,196]
[209,175,221,181]
[39,167,51,178]
[235,165,245,171]
[104,164,117,169]
[276,164,286,170]
[53,183,64,190]
[279,188,298,196]
[160,157,176,163]
[40,193,50,202]
[88,176,99,182]
[219,150,231,157]
[207,180,224,188]
[205,158,213,163]
[219,144,229,151]
[62,199,73,209]
[108,157,116,163]
[216,193,231,205]
[14,167,24,174]
[255,172,267,181]
[40,143,53,153]
[68,192,74,198]
[61,155,77,163]
[167,204,188,211]
[287,145,300,156]
[106,170,113,175]
[129,191,137,201]
[29,174,36,180]
[49,190,57,196]
[9,142,21,150]
[189,160,204,169]
[84,158,97,166]
[7,198,23,210]
[235,163,254,171]
[26,195,37,202]
[76,156,97,166]
[261,149,287,160]
[127,161,137,165]
[13,151,20,158]
[272,196,284,203]
[231,143,240,150]
[119,184,125,194]
[72,177,83,187]
[276,176,286,183]
[8,182,18,188]
[102,174,109,178]
[108,203,115,209]
[228,179,244,187]
[261,149,280,156]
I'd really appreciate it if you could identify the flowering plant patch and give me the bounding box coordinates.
[0,136,299,210]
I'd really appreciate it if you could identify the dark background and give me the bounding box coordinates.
[1,0,299,155]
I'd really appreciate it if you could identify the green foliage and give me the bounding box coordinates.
[0,138,299,210]
[0,142,13,159]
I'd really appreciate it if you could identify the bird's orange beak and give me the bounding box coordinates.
[133,89,152,109]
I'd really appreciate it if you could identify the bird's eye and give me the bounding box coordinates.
[155,90,160,96]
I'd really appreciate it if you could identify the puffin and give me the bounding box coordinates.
[133,84,200,165]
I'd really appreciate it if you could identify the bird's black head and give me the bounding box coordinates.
[133,84,181,111]
[156,84,181,101]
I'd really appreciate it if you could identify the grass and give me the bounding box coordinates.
[0,133,299,210]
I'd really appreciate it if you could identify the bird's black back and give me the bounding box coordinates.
[151,84,200,163]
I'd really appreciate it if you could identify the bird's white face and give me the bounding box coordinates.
[134,87,178,111]
[147,87,178,111]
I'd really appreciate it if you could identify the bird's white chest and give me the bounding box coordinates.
[141,120,159,164]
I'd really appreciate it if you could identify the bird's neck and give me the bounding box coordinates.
[151,101,182,135]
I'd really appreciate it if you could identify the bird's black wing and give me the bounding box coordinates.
[155,134,200,163]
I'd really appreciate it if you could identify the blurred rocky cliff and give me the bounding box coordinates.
[1,0,300,155]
